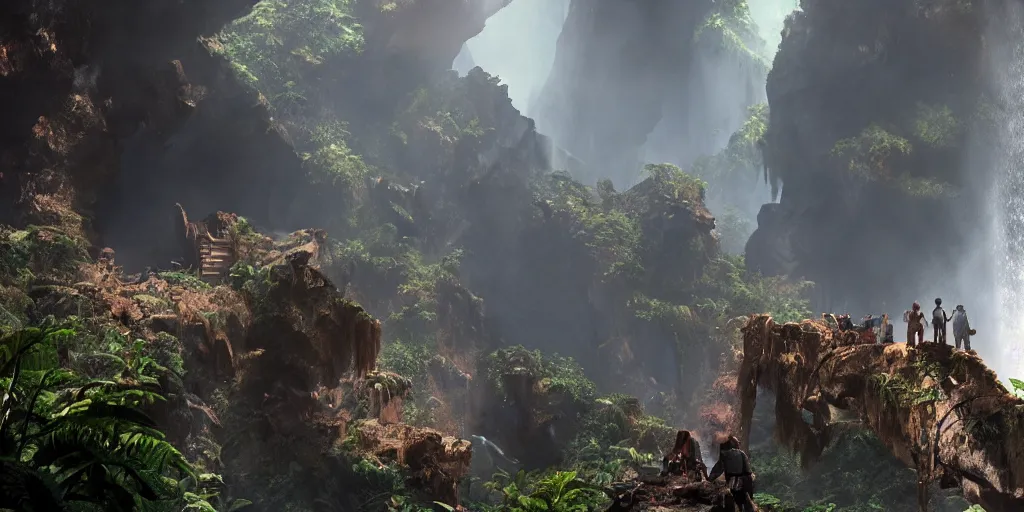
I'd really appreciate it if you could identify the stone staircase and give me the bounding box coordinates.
[199,236,233,283]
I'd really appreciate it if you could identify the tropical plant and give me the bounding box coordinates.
[750,425,970,512]
[1008,378,1024,400]
[0,326,240,511]
[481,469,606,512]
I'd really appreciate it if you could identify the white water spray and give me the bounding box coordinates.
[992,0,1024,381]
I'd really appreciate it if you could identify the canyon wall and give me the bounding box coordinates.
[533,0,768,187]
[746,0,999,315]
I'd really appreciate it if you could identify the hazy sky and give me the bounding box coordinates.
[749,0,801,61]
[459,0,569,115]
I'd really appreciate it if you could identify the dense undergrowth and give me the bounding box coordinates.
[208,2,994,509]
[0,324,249,511]
[749,417,971,512]
[0,0,1003,511]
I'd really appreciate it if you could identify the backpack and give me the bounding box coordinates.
[932,307,944,324]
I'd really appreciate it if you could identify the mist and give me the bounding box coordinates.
[748,0,801,61]
[7,0,1021,510]
[989,0,1024,381]
[863,0,1024,384]
[453,0,569,118]
[459,1,800,255]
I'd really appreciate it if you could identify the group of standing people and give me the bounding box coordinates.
[903,298,973,351]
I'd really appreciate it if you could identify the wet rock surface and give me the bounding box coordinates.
[747,0,1002,311]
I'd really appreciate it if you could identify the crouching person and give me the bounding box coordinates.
[661,430,706,481]
[708,436,755,512]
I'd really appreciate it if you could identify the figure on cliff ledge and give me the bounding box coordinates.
[932,298,952,345]
[660,430,706,481]
[904,302,927,347]
[951,305,974,352]
[708,436,754,512]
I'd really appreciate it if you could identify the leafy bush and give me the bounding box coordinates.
[831,123,957,199]
[691,102,773,209]
[304,140,372,188]
[478,470,607,512]
[750,428,969,512]
[831,125,913,182]
[715,206,755,255]
[568,394,676,460]
[693,103,768,187]
[219,0,364,92]
[638,163,708,204]
[158,271,212,291]
[694,255,813,323]
[0,226,89,283]
[0,326,238,511]
[1008,378,1024,399]
[486,346,595,406]
[914,103,961,148]
[694,2,768,66]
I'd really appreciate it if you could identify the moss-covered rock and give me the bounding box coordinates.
[737,314,1024,512]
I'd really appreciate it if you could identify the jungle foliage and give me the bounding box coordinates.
[750,429,970,512]
[827,96,997,200]
[215,2,833,509]
[0,324,248,512]
[475,470,607,512]
[0,0,983,510]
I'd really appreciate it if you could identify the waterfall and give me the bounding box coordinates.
[992,0,1024,381]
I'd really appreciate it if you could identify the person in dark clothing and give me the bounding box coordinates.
[933,298,952,345]
[708,436,754,512]
[838,314,854,331]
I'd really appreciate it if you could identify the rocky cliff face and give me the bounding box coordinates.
[746,0,1001,311]
[534,0,768,186]
[737,315,1024,512]
[0,0,265,237]
[0,1,799,509]
[1,203,409,508]
[356,0,513,74]
[0,0,528,273]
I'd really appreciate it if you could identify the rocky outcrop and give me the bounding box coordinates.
[0,0,318,274]
[356,0,514,73]
[95,40,314,271]
[737,315,1024,512]
[15,208,396,508]
[534,0,767,186]
[232,227,382,394]
[0,0,255,218]
[472,346,588,469]
[353,419,472,507]
[746,0,1002,311]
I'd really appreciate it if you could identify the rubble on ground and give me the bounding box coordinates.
[605,473,750,512]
